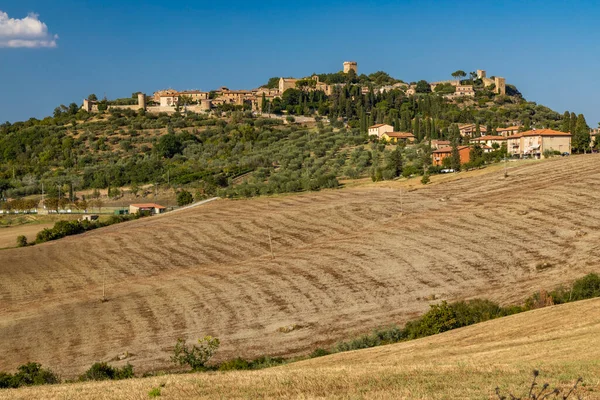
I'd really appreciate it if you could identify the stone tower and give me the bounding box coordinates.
[343,61,358,74]
[494,77,506,95]
[476,70,486,79]
[137,92,147,111]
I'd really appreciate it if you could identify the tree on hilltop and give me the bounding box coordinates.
[451,70,467,80]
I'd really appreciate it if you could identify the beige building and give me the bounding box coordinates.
[279,77,299,93]
[458,124,487,137]
[129,203,166,215]
[179,90,209,102]
[380,132,415,143]
[470,135,507,148]
[507,129,571,158]
[368,124,394,138]
[496,126,521,137]
[430,140,451,149]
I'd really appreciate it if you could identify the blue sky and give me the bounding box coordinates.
[1,0,599,125]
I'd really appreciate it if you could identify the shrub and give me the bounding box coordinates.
[171,336,220,371]
[1,362,60,388]
[569,273,600,302]
[148,387,161,397]
[79,362,134,381]
[309,348,331,358]
[218,358,251,371]
[421,173,430,184]
[176,190,194,206]
[16,235,27,247]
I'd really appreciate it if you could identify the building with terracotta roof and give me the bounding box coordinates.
[432,145,471,166]
[380,132,415,143]
[368,124,394,138]
[507,129,571,158]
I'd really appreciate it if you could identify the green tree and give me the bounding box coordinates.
[157,134,183,158]
[262,77,280,89]
[451,70,467,80]
[415,80,431,93]
[177,190,194,206]
[171,336,220,371]
[387,146,403,177]
[561,111,571,133]
[573,114,590,153]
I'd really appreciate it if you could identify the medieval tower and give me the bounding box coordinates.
[494,77,506,95]
[343,61,358,74]
[137,92,147,111]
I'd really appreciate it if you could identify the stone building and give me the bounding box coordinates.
[343,61,358,74]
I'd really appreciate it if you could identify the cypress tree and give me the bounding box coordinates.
[570,112,577,136]
[561,111,571,133]
[574,114,590,153]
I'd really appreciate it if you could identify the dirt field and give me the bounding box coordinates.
[3,297,599,399]
[0,223,54,249]
[1,155,600,379]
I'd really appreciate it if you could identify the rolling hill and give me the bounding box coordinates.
[2,295,599,399]
[1,155,600,380]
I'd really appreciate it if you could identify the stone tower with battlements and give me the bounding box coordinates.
[343,61,358,74]
[494,77,506,95]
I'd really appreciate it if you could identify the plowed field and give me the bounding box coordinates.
[1,155,599,378]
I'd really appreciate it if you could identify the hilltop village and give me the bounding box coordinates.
[79,61,591,166]
[81,61,507,115]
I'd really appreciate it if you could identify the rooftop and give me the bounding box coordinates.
[130,203,166,209]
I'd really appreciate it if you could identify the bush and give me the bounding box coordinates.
[171,336,220,371]
[568,273,600,302]
[218,358,251,371]
[176,190,194,206]
[79,362,134,381]
[16,235,27,247]
[0,362,60,388]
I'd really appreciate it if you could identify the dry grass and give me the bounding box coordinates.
[1,155,600,380]
[2,297,599,399]
[0,222,53,249]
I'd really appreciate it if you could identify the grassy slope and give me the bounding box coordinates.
[2,297,599,399]
[2,155,600,379]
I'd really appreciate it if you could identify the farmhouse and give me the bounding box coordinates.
[432,145,470,166]
[368,124,394,138]
[129,203,166,215]
[380,132,415,143]
[507,129,572,158]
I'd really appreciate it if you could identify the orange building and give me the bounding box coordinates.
[432,145,471,166]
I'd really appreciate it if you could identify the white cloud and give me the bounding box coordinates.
[0,10,58,48]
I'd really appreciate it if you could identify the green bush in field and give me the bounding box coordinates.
[0,362,59,388]
[171,336,220,371]
[79,362,134,381]
[16,235,27,247]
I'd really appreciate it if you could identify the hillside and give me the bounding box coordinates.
[2,296,599,399]
[2,154,600,379]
